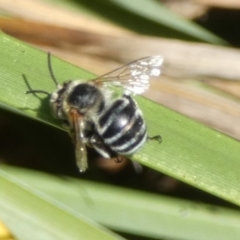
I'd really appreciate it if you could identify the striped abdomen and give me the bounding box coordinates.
[97,95,147,156]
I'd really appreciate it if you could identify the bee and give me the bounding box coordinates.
[24,53,163,172]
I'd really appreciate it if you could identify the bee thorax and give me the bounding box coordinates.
[67,83,104,115]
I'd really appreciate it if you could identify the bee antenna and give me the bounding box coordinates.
[22,74,50,96]
[47,52,58,86]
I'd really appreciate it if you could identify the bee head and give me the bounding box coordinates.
[50,81,73,120]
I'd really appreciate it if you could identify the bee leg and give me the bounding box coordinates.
[90,133,117,159]
[147,135,162,143]
[114,155,125,163]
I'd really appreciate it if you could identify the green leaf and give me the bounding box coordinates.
[62,0,226,44]
[1,165,240,240]
[0,166,124,240]
[111,0,225,44]
[1,31,240,209]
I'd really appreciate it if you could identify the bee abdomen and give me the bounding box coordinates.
[109,116,147,155]
[98,95,147,156]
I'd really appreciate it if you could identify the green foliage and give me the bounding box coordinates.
[1,32,240,206]
[2,165,240,240]
[56,0,226,44]
[0,2,239,234]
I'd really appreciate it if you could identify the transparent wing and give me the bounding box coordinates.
[93,56,163,94]
[68,109,88,172]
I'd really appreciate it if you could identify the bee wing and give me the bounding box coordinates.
[68,109,88,172]
[93,56,163,94]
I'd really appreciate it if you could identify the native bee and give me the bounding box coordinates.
[24,53,163,172]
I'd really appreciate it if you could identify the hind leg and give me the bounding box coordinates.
[147,135,162,143]
[89,132,117,159]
